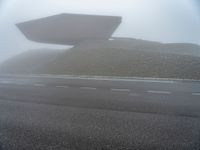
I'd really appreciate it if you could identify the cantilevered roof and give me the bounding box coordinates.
[17,13,122,45]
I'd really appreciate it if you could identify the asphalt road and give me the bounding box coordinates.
[0,74,200,150]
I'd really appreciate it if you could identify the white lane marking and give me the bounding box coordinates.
[192,93,200,96]
[34,84,45,87]
[0,81,27,85]
[80,87,97,90]
[56,85,69,88]
[135,80,174,84]
[10,74,175,84]
[111,88,130,92]
[148,90,171,94]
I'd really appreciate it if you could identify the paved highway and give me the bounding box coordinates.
[0,74,200,150]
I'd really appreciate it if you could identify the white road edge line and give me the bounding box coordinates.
[11,74,176,84]
[0,81,12,84]
[192,93,200,96]
[148,90,171,94]
[80,87,97,90]
[0,81,27,85]
[111,89,130,92]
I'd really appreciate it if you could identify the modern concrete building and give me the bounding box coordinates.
[17,13,122,45]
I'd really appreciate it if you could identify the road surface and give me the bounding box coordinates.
[0,74,200,150]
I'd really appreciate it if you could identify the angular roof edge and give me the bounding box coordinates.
[17,13,122,45]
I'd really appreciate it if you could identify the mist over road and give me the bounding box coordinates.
[0,75,200,150]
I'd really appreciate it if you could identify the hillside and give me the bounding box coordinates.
[0,49,65,74]
[1,38,200,79]
[73,38,200,56]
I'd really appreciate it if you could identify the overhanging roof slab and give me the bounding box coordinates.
[17,13,122,45]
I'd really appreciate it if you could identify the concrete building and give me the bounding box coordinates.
[17,13,122,46]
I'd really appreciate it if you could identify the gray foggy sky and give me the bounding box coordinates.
[0,0,200,62]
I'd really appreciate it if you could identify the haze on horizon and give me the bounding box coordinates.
[0,0,200,62]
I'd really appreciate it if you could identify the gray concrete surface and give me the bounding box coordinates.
[17,13,121,45]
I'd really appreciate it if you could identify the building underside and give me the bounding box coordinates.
[17,13,122,46]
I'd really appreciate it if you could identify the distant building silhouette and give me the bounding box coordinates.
[17,13,122,45]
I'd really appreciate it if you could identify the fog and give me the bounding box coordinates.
[0,0,200,62]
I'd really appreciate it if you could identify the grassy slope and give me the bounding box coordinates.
[1,38,200,79]
[42,47,200,79]
[0,49,64,74]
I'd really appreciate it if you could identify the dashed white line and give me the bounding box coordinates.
[192,93,200,96]
[34,84,45,87]
[80,87,97,90]
[56,85,69,88]
[148,90,171,94]
[111,88,130,92]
